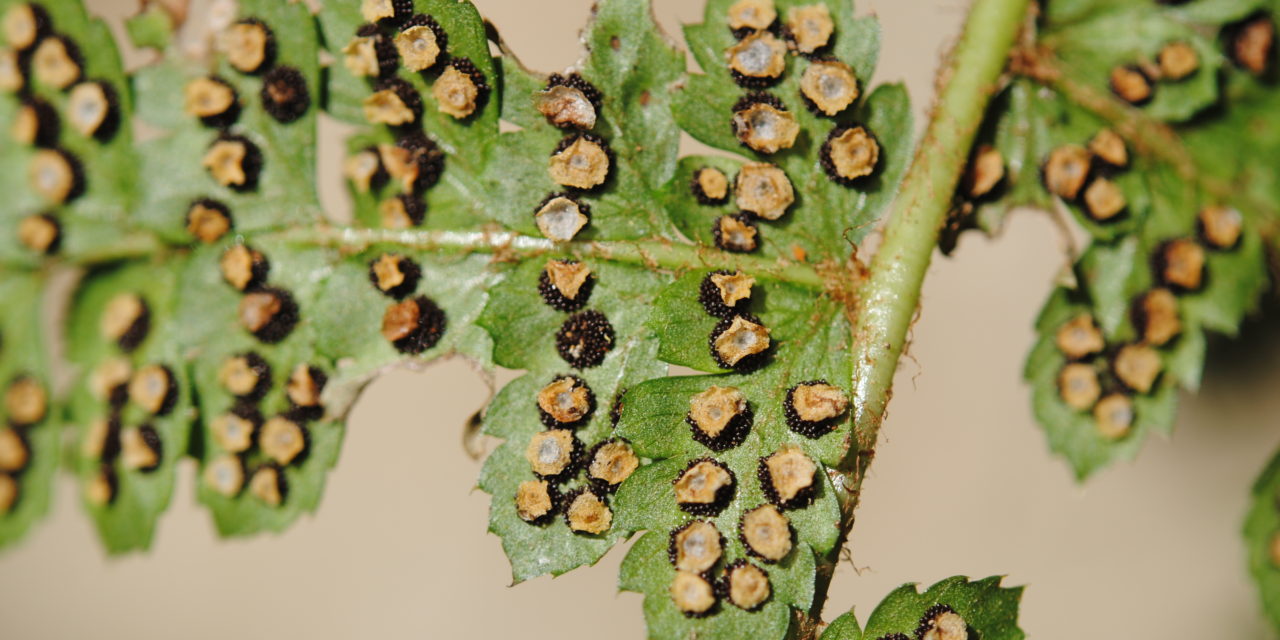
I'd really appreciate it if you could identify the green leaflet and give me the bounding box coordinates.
[1245,443,1280,632]
[475,0,685,240]
[954,1,1275,479]
[318,0,499,229]
[130,0,324,240]
[65,259,193,553]
[835,576,1025,640]
[672,0,912,257]
[0,0,139,266]
[477,258,670,582]
[611,271,849,636]
[0,273,59,547]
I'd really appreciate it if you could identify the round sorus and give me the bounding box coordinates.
[538,259,594,311]
[1054,314,1105,360]
[260,65,310,123]
[222,18,275,74]
[739,503,792,563]
[691,166,730,205]
[685,384,752,451]
[731,93,799,154]
[120,425,163,472]
[699,270,755,318]
[712,213,760,253]
[555,310,614,369]
[784,380,849,438]
[723,559,771,611]
[668,519,723,573]
[820,125,880,185]
[534,193,591,242]
[563,487,612,534]
[433,57,489,120]
[710,314,771,370]
[368,253,422,300]
[758,444,817,509]
[673,457,735,516]
[380,295,447,354]
[536,375,595,428]
[239,288,299,343]
[1057,363,1100,411]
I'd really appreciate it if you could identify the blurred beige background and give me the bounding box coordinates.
[2,0,1279,637]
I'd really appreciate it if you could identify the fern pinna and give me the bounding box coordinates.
[8,0,1280,636]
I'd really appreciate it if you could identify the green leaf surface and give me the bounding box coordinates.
[0,0,139,266]
[673,0,910,255]
[0,273,60,548]
[477,258,670,582]
[131,0,323,241]
[819,576,1023,639]
[65,260,193,553]
[1246,443,1280,632]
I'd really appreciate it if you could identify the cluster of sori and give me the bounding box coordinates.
[531,73,606,242]
[2,2,122,255]
[1050,203,1241,440]
[77,292,173,507]
[512,259,637,532]
[698,0,877,253]
[1041,128,1131,225]
[340,0,484,229]
[870,604,972,640]
[538,258,615,369]
[201,352,327,507]
[186,15,309,199]
[0,364,48,516]
[667,381,848,617]
[1109,10,1273,106]
[699,270,771,371]
[368,252,446,355]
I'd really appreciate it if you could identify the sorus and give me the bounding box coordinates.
[712,213,760,253]
[380,295,446,354]
[784,380,849,438]
[184,76,240,128]
[820,125,880,185]
[203,134,262,191]
[739,503,792,563]
[555,310,614,369]
[562,487,612,535]
[536,375,595,428]
[690,167,731,205]
[260,65,310,124]
[685,384,752,451]
[534,193,591,242]
[538,259,594,311]
[731,93,798,154]
[433,57,488,120]
[668,519,723,573]
[394,15,447,73]
[673,457,735,516]
[758,444,817,509]
[699,270,755,318]
[238,287,299,343]
[709,314,771,370]
[368,253,422,300]
[99,292,149,353]
[222,18,275,74]
[722,559,771,611]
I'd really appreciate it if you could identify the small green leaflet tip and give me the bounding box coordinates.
[1246,444,1280,632]
[820,575,1025,640]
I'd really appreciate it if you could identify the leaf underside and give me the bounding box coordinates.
[820,575,1025,640]
[0,0,915,638]
[951,0,1275,480]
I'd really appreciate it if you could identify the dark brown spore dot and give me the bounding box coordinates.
[204,134,262,192]
[698,270,754,318]
[68,80,119,141]
[15,97,59,147]
[122,425,163,472]
[515,479,558,525]
[101,293,150,353]
[668,519,723,573]
[129,364,178,416]
[537,259,594,312]
[31,148,84,204]
[186,198,233,244]
[784,380,850,438]
[1109,64,1153,105]
[586,439,639,492]
[18,212,60,255]
[3,3,50,51]
[757,444,818,510]
[555,310,614,369]
[1228,13,1274,75]
[225,18,276,74]
[394,14,447,72]
[820,125,881,186]
[184,76,240,128]
[562,487,612,535]
[673,457,735,516]
[433,57,489,119]
[722,559,771,611]
[1154,238,1205,291]
[381,295,446,354]
[260,66,310,123]
[249,462,288,506]
[738,503,792,563]
[373,77,424,126]
[1132,288,1181,347]
[220,244,270,291]
[368,253,422,300]
[397,131,445,193]
[239,287,299,343]
[691,166,731,205]
[712,213,760,253]
[685,385,752,451]
[536,375,595,428]
[218,351,272,401]
[1197,205,1243,250]
[709,314,771,371]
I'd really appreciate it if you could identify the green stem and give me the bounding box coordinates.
[268,225,828,288]
[810,0,1032,629]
